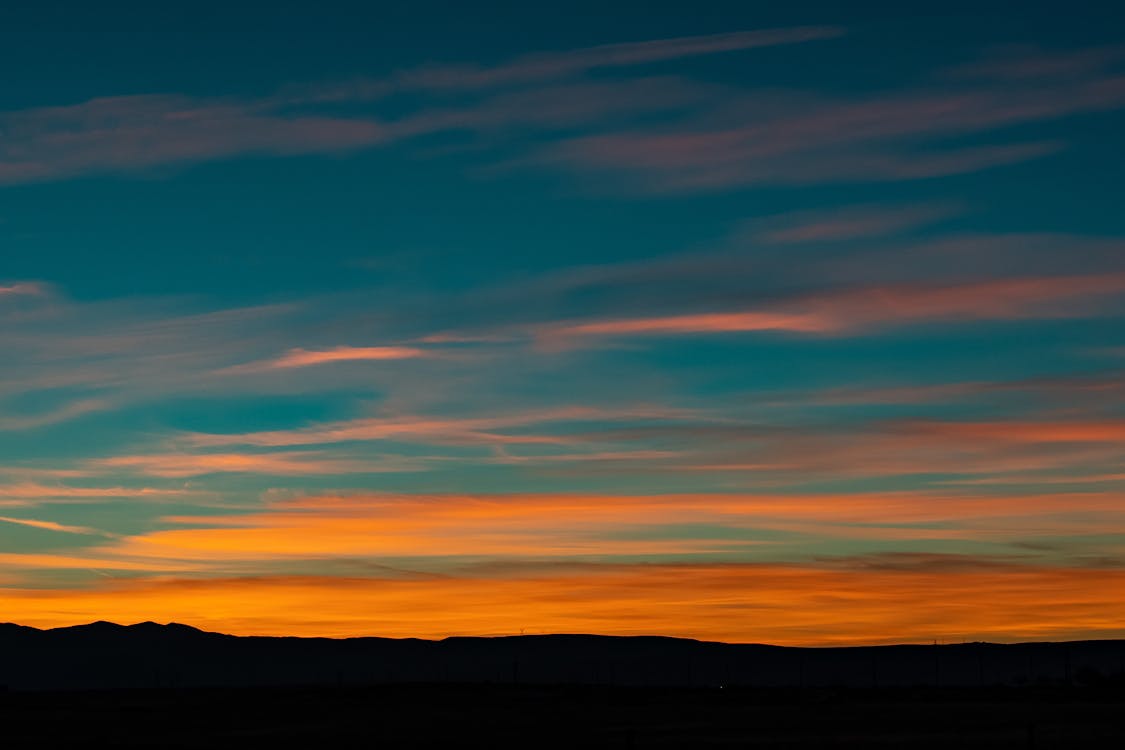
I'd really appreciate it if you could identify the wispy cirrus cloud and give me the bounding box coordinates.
[0,483,191,501]
[947,44,1125,81]
[751,203,958,244]
[89,451,426,478]
[407,230,1125,351]
[534,56,1125,190]
[536,272,1125,344]
[905,419,1125,443]
[0,27,841,187]
[10,30,1120,194]
[547,140,1062,191]
[0,292,299,404]
[297,27,845,100]
[396,27,844,88]
[140,489,1125,557]
[183,405,693,449]
[0,95,387,185]
[0,514,114,537]
[229,345,430,373]
[0,398,111,431]
[12,488,1125,581]
[672,415,1125,482]
[0,282,47,297]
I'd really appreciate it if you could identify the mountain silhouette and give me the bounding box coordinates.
[3,622,1123,691]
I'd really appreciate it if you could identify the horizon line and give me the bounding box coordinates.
[5,619,1121,649]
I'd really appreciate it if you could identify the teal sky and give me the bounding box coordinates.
[2,2,1125,642]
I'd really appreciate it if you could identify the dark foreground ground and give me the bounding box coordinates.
[3,684,1124,748]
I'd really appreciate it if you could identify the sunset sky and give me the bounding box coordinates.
[3,2,1125,644]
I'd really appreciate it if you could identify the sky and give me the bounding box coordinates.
[2,1,1125,644]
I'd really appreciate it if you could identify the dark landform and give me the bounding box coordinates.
[2,683,1125,749]
[4,623,1125,747]
[3,621,1125,691]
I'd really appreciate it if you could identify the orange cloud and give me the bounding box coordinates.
[5,562,1125,644]
[539,272,1125,342]
[56,490,1125,567]
[92,452,413,478]
[8,490,1125,643]
[240,345,429,371]
[910,419,1125,443]
[0,551,205,572]
[549,311,833,337]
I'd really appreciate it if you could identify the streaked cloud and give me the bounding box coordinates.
[34,489,1125,572]
[536,58,1125,190]
[232,345,430,372]
[0,398,110,431]
[185,405,693,449]
[537,272,1125,344]
[0,27,842,187]
[948,45,1125,81]
[7,32,1120,194]
[0,483,191,501]
[0,514,113,536]
[751,204,958,244]
[0,282,47,297]
[544,311,832,339]
[0,95,387,185]
[5,561,1125,643]
[387,27,844,91]
[90,452,425,478]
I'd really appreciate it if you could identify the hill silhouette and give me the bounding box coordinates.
[3,621,1124,691]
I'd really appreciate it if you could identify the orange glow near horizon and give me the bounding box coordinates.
[5,489,1125,644]
[6,563,1125,645]
[6,490,1123,567]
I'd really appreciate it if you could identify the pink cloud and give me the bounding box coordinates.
[390,27,845,91]
[0,95,386,185]
[754,204,956,244]
[537,272,1125,343]
[544,311,833,339]
[687,415,1125,482]
[949,45,1125,81]
[907,419,1125,443]
[537,65,1125,189]
[0,27,844,186]
[230,345,430,372]
[91,452,421,478]
[0,283,47,297]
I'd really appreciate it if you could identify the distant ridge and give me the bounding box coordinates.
[2,621,1124,691]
